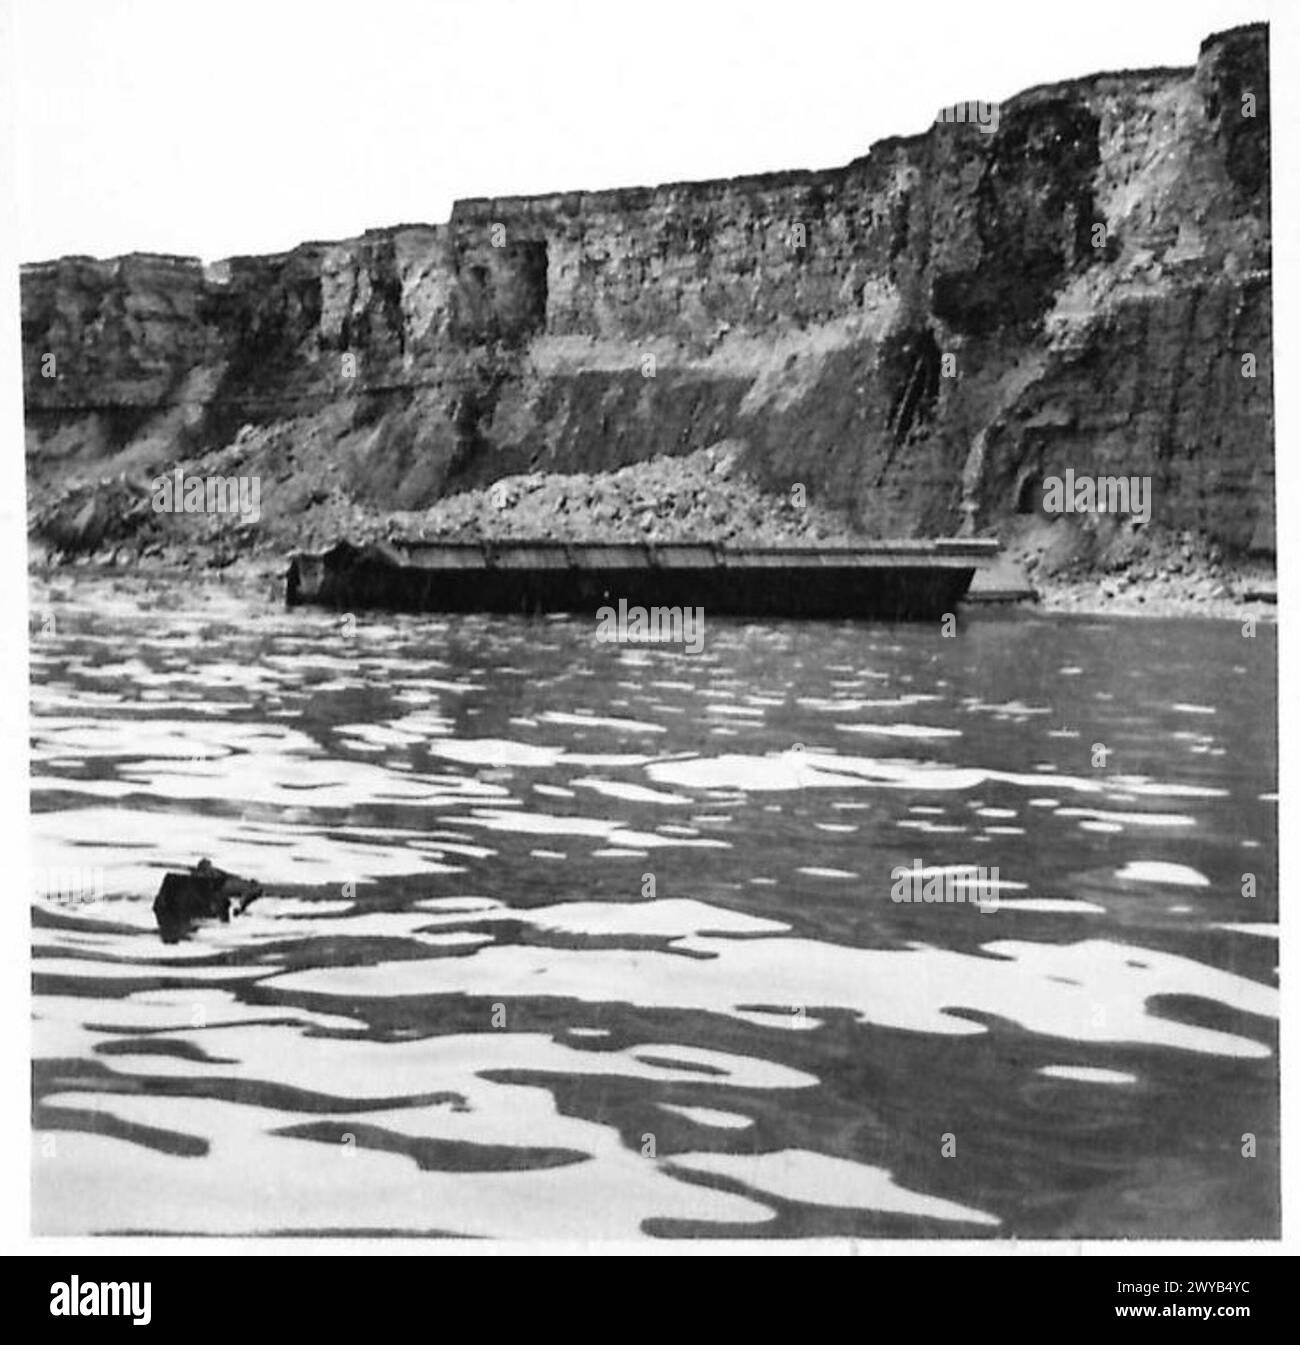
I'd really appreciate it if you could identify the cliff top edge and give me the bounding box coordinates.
[19,22,1265,274]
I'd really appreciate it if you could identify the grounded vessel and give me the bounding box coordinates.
[286,537,1001,621]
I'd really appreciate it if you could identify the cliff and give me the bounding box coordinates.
[21,24,1273,565]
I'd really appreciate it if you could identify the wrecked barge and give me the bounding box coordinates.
[285,537,1000,621]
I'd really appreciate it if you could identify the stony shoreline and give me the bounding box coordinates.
[29,445,1275,623]
[1001,583,1274,622]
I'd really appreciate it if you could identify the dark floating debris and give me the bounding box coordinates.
[153,859,263,944]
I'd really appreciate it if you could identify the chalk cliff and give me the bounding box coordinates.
[22,23,1273,562]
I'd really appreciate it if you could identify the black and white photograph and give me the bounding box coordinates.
[2,0,1293,1270]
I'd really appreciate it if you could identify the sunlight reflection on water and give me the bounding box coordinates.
[30,575,1278,1238]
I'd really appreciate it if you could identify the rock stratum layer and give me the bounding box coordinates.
[22,24,1273,562]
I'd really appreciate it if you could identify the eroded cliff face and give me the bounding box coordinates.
[22,23,1272,557]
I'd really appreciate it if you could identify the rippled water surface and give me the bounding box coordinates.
[31,574,1278,1237]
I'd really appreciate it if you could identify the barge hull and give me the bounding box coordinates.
[287,540,998,622]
